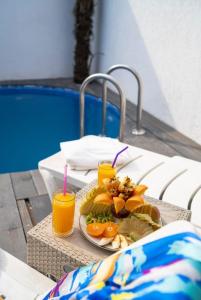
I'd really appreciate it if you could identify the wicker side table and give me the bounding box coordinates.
[27,181,191,281]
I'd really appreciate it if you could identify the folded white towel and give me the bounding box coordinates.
[60,135,133,170]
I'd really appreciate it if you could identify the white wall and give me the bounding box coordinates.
[97,0,201,144]
[1,0,201,144]
[0,0,75,80]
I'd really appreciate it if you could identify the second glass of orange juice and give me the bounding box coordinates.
[52,191,75,237]
[98,160,117,186]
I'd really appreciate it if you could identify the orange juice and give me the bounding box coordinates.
[52,192,75,237]
[98,161,117,186]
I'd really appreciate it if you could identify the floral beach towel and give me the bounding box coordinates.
[42,222,201,299]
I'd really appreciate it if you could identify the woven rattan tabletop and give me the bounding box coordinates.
[27,180,191,280]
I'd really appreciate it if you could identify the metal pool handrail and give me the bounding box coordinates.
[80,73,126,142]
[103,64,145,135]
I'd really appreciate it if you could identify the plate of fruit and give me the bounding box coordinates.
[79,176,162,251]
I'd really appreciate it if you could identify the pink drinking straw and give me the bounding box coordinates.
[112,146,129,168]
[63,164,67,195]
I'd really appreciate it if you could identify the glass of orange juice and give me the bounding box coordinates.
[98,160,117,186]
[52,190,75,237]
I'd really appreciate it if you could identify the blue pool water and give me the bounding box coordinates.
[0,86,120,173]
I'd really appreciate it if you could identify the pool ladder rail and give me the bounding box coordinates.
[79,66,145,142]
[80,73,126,142]
[104,64,145,136]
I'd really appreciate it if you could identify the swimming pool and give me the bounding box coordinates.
[0,86,120,173]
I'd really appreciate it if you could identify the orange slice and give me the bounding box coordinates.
[86,223,107,237]
[113,197,125,214]
[134,185,148,196]
[94,193,113,206]
[125,195,144,212]
[103,222,119,238]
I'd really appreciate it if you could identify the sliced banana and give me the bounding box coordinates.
[112,234,120,249]
[126,236,133,245]
[119,234,128,249]
[98,237,114,246]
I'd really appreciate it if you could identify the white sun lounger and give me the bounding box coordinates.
[0,248,54,300]
[39,143,201,227]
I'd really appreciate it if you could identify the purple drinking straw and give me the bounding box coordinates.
[112,146,129,168]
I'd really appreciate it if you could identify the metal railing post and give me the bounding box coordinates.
[80,73,126,141]
[103,64,145,135]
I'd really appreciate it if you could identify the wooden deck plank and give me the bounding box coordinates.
[142,113,201,162]
[31,170,47,195]
[28,194,51,225]
[10,171,38,200]
[0,174,22,230]
[0,174,26,262]
[17,199,33,239]
[124,118,179,157]
[0,227,26,262]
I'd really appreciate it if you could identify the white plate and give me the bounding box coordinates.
[77,180,187,252]
[79,214,164,252]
